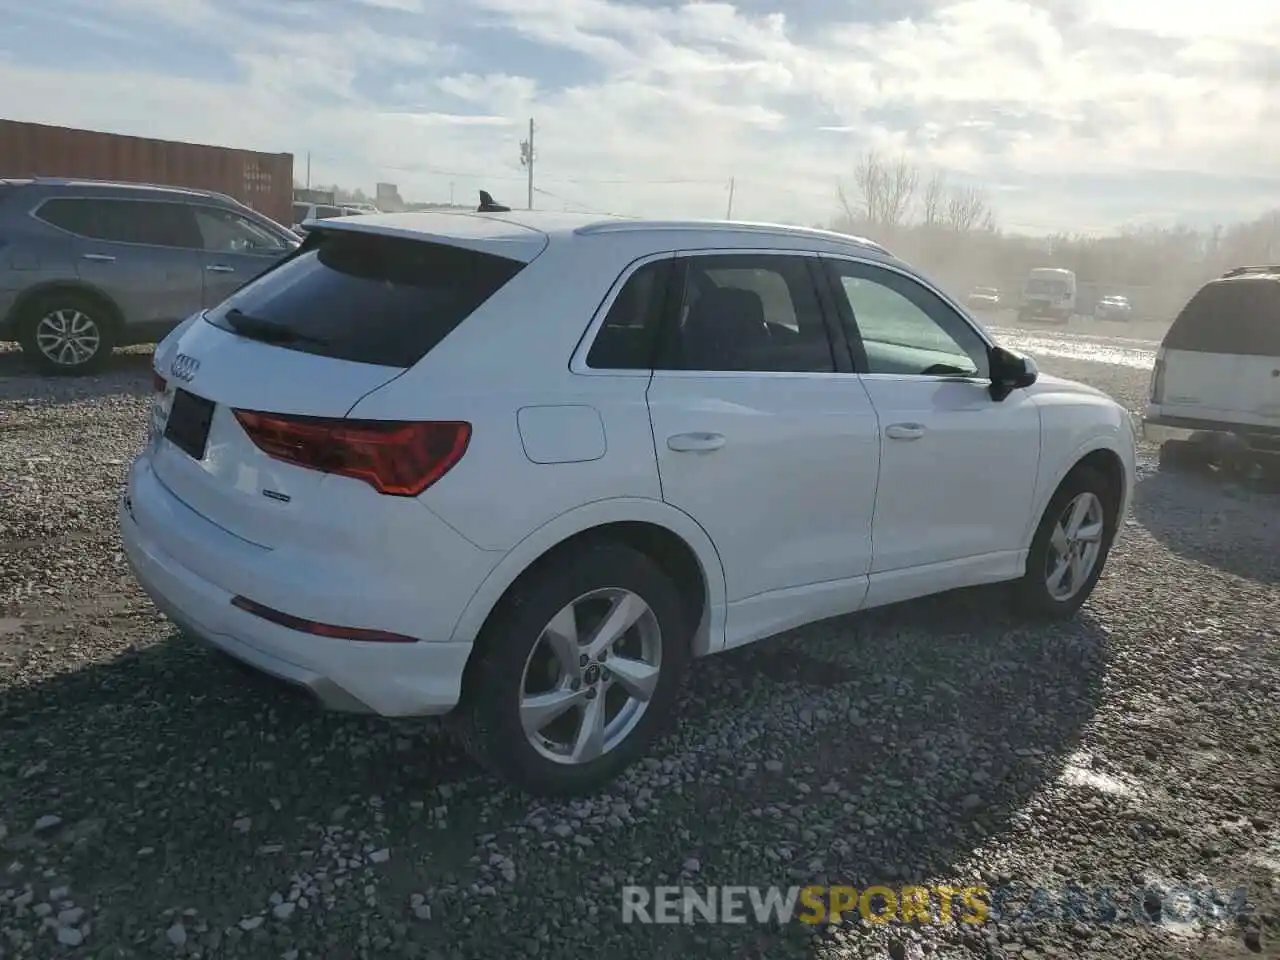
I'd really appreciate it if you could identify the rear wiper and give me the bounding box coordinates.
[223,308,329,347]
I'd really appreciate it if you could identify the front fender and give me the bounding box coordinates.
[447,497,729,657]
[1023,395,1136,546]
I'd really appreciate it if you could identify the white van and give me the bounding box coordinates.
[1143,265,1280,472]
[1019,267,1077,324]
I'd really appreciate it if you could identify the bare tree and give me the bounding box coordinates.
[943,185,994,233]
[849,150,919,230]
[835,183,860,233]
[921,169,947,228]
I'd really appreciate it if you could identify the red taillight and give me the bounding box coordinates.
[153,371,166,393]
[232,410,470,497]
[231,596,417,643]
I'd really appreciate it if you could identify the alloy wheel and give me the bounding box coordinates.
[1044,491,1105,601]
[519,587,663,765]
[35,309,102,367]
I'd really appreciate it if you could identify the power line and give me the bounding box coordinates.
[533,186,632,219]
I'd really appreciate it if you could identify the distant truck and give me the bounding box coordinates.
[1018,267,1077,324]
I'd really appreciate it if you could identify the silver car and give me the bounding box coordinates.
[1095,295,1133,322]
[0,178,299,374]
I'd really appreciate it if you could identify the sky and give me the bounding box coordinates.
[1,0,1278,235]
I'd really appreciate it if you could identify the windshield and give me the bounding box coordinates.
[1026,278,1069,295]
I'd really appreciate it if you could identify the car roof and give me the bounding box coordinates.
[314,209,892,263]
[4,176,230,202]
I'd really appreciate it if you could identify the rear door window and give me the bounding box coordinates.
[656,254,837,372]
[1164,279,1280,357]
[204,228,526,368]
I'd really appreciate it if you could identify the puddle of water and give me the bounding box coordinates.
[991,329,1157,369]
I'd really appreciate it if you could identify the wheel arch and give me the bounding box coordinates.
[449,498,727,660]
[1024,436,1131,548]
[8,280,126,337]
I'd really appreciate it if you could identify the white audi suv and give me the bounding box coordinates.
[121,208,1137,796]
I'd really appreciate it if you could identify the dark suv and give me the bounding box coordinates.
[0,178,298,374]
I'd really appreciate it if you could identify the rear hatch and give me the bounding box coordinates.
[1157,277,1280,427]
[147,216,543,548]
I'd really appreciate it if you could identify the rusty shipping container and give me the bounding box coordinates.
[0,119,294,225]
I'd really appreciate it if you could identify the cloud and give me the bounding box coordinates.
[382,112,517,127]
[0,0,1277,233]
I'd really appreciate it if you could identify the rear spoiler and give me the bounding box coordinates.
[1221,264,1280,278]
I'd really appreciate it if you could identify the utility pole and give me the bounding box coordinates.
[726,177,735,219]
[305,152,311,190]
[520,118,535,210]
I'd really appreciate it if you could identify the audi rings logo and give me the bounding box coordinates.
[171,353,201,383]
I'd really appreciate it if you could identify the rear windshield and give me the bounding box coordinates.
[204,229,526,367]
[1164,278,1280,357]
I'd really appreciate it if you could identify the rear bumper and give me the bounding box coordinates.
[120,458,476,716]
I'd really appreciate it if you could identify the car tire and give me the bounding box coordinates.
[1012,465,1118,621]
[16,291,117,376]
[1158,439,1210,474]
[454,540,691,797]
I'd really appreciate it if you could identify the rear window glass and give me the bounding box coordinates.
[204,229,526,368]
[1164,278,1280,356]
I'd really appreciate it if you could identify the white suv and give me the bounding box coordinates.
[1144,265,1280,474]
[120,211,1137,796]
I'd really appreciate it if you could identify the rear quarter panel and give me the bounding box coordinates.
[0,199,80,335]
[345,233,669,553]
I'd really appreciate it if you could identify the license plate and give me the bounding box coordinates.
[163,389,216,461]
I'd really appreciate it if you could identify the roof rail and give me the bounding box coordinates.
[574,218,890,253]
[1221,264,1280,278]
[30,177,220,198]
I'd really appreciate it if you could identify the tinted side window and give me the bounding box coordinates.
[291,203,310,223]
[658,254,835,373]
[204,229,526,368]
[36,198,100,237]
[828,260,989,378]
[585,259,672,370]
[36,198,199,248]
[1164,279,1280,357]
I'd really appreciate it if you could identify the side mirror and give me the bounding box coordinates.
[988,345,1038,401]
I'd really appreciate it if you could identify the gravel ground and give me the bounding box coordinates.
[1,340,1278,960]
